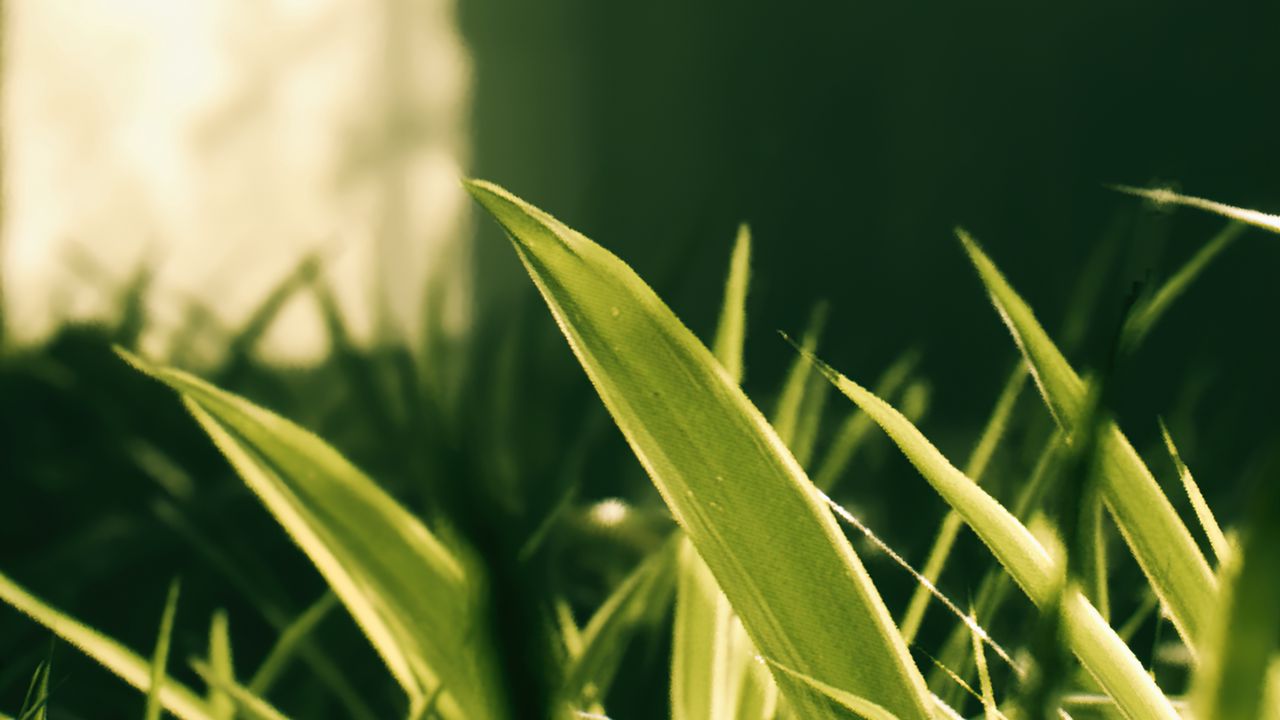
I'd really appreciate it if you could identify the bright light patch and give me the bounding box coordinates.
[589,498,630,527]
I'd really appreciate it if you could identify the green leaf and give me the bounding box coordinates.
[467,179,935,719]
[804,351,1180,720]
[190,661,293,720]
[772,303,828,449]
[672,539,751,720]
[146,580,182,720]
[762,659,900,720]
[118,350,502,720]
[958,229,1217,651]
[899,362,1027,643]
[248,593,340,696]
[17,655,50,720]
[1158,419,1229,565]
[0,571,215,720]
[712,224,752,384]
[673,227,773,720]
[1112,185,1280,235]
[564,540,677,708]
[206,611,235,720]
[1120,222,1245,354]
[1192,476,1280,720]
[968,611,1000,720]
[811,350,921,492]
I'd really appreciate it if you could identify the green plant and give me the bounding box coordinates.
[2,184,1278,719]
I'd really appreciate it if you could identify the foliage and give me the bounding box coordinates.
[2,184,1278,719]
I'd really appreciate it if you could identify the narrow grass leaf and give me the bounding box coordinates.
[206,611,235,720]
[712,224,752,383]
[146,580,182,720]
[900,363,1027,643]
[1192,476,1280,720]
[804,352,1180,720]
[17,657,50,720]
[969,611,1000,720]
[190,661,293,720]
[248,593,339,695]
[772,303,828,448]
[958,230,1216,651]
[0,571,214,720]
[1120,222,1245,353]
[762,659,899,720]
[1112,185,1280,235]
[118,350,500,720]
[671,540,738,720]
[565,540,677,707]
[1158,419,1228,565]
[812,350,920,492]
[467,179,935,719]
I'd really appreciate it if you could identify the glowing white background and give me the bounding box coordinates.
[3,0,471,363]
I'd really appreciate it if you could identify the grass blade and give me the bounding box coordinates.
[1112,185,1280,235]
[673,225,772,720]
[1120,222,1245,354]
[190,661,293,720]
[958,229,1216,651]
[565,541,677,708]
[119,350,501,720]
[812,350,920,492]
[772,303,828,449]
[1192,469,1280,720]
[206,611,235,720]
[146,580,182,720]
[17,654,50,720]
[969,611,1000,720]
[899,362,1027,643]
[467,179,935,719]
[712,224,752,383]
[762,659,899,720]
[248,593,339,695]
[1158,419,1229,565]
[804,351,1180,720]
[0,571,215,720]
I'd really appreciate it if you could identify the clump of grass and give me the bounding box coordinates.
[2,183,1277,719]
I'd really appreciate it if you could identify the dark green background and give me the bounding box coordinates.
[463,0,1280,508]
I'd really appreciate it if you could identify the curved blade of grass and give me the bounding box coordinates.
[804,353,1180,720]
[712,224,752,383]
[762,659,899,720]
[969,611,1000,720]
[772,303,828,449]
[467,179,935,720]
[191,661,293,720]
[1158,419,1228,565]
[565,540,677,707]
[18,655,50,720]
[118,350,500,720]
[206,611,235,720]
[1111,186,1280,235]
[672,539,747,720]
[812,351,920,492]
[248,593,339,695]
[0,571,215,720]
[900,362,1027,643]
[1192,475,1280,720]
[931,434,1063,702]
[958,230,1216,651]
[146,580,182,720]
[1120,222,1245,354]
